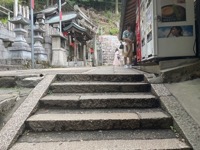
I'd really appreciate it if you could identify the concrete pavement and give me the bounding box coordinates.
[165,79,200,126]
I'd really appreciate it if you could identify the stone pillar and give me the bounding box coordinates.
[74,42,77,66]
[26,6,29,19]
[14,0,18,17]
[8,13,31,65]
[93,34,98,66]
[22,6,26,18]
[34,22,47,62]
[51,25,67,67]
[83,44,86,66]
[44,24,52,63]
[0,39,8,64]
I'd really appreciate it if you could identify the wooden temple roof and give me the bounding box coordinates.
[63,22,93,41]
[45,12,77,24]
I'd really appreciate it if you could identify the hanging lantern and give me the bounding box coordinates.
[90,48,94,53]
[63,31,68,37]
[70,42,75,48]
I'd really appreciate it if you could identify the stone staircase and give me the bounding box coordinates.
[10,74,191,150]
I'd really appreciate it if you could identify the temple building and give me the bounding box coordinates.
[35,2,97,67]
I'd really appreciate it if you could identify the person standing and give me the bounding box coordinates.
[122,23,135,68]
[113,48,121,66]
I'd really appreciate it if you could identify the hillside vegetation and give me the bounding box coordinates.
[0,0,121,35]
[68,0,122,35]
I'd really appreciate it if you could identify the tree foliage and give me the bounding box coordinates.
[68,0,122,12]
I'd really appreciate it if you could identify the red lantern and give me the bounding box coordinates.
[63,31,68,37]
[70,42,75,47]
[90,48,94,53]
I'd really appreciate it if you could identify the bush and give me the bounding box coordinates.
[0,18,8,25]
[109,27,119,35]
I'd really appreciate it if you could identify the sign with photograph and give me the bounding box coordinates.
[161,0,186,22]
[158,25,193,38]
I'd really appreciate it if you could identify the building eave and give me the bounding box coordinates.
[119,0,137,40]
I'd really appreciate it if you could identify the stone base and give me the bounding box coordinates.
[0,65,25,71]
[7,59,31,67]
[0,59,7,65]
[68,61,84,67]
[8,41,31,60]
[34,47,48,62]
[8,50,31,60]
[51,48,67,67]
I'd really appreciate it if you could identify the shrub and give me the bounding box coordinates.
[109,27,119,35]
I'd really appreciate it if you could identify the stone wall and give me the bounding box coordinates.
[97,35,121,65]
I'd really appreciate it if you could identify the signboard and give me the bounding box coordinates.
[161,0,186,22]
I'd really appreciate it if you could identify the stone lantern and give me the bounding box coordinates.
[8,13,31,65]
[51,24,67,67]
[34,22,47,62]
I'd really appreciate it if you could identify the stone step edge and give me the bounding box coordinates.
[41,93,157,100]
[10,139,191,150]
[51,82,149,85]
[18,129,177,143]
[40,94,159,108]
[55,74,145,82]
[26,112,172,131]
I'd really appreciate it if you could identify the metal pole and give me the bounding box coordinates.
[30,1,34,69]
[59,0,61,33]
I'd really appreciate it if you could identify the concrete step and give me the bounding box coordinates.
[50,82,151,93]
[40,93,159,108]
[11,139,191,150]
[26,108,172,131]
[56,74,145,82]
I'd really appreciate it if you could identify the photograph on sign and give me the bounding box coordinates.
[158,25,193,38]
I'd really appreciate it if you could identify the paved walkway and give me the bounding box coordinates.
[165,79,200,126]
[0,66,140,76]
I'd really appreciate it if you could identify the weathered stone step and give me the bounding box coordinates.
[11,139,191,150]
[56,74,145,82]
[40,93,159,108]
[17,129,177,142]
[26,108,172,131]
[50,82,150,93]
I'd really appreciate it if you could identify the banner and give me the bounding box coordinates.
[31,0,34,9]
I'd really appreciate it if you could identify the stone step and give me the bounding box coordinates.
[11,139,191,150]
[50,82,151,93]
[26,108,172,131]
[40,93,159,108]
[17,129,178,143]
[56,74,145,82]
